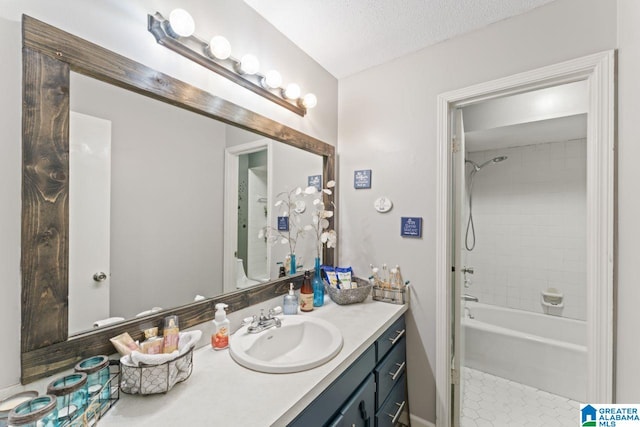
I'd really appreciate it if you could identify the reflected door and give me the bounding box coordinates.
[68,112,111,334]
[452,109,468,427]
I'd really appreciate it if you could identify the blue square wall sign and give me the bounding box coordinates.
[401,217,423,238]
[354,169,372,189]
[308,175,322,191]
[277,216,289,231]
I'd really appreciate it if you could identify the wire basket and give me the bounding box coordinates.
[119,347,193,395]
[372,283,409,305]
[325,277,372,305]
[64,360,120,427]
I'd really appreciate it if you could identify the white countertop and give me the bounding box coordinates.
[99,297,407,427]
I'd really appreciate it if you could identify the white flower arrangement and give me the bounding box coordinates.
[303,180,337,259]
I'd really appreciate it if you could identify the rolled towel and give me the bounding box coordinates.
[135,307,163,317]
[177,330,202,355]
[130,350,179,367]
[93,317,125,328]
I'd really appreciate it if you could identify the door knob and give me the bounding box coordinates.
[93,272,108,282]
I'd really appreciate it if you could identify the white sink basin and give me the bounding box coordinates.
[229,315,343,373]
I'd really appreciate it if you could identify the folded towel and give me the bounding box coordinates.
[135,307,163,317]
[93,317,125,328]
[122,330,203,367]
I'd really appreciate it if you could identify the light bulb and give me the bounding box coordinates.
[262,70,282,89]
[208,36,231,60]
[239,54,260,75]
[283,83,301,100]
[168,9,195,38]
[301,93,318,109]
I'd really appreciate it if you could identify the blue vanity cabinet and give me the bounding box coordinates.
[288,346,376,427]
[328,374,376,427]
[287,314,407,427]
[375,316,407,427]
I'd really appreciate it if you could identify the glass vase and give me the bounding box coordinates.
[313,257,324,307]
[289,253,297,275]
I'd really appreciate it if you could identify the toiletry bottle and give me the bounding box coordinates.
[300,271,314,312]
[163,315,180,353]
[278,262,286,278]
[140,327,164,354]
[212,303,230,350]
[283,283,298,315]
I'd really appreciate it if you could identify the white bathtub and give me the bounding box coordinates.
[463,302,586,402]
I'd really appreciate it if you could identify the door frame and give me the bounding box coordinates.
[434,50,615,427]
[222,140,273,294]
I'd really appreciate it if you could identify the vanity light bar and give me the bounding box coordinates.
[148,11,317,117]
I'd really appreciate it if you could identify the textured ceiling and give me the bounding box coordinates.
[243,0,557,78]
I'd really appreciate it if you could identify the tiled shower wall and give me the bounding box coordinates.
[465,139,586,320]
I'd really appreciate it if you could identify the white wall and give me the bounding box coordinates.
[338,0,617,422]
[0,0,337,392]
[466,140,587,321]
[615,0,640,403]
[0,17,22,394]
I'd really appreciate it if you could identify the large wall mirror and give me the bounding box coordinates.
[21,15,335,383]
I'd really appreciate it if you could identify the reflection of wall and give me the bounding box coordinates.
[247,167,268,279]
[465,140,587,320]
[237,155,249,263]
[271,144,324,271]
[71,73,225,319]
[237,150,268,280]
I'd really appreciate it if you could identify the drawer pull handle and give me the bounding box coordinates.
[389,361,406,381]
[387,400,406,424]
[388,329,405,345]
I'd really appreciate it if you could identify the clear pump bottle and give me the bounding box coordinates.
[283,283,298,315]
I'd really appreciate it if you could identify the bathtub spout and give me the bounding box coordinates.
[462,294,479,302]
[464,307,475,319]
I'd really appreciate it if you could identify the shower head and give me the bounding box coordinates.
[465,156,508,172]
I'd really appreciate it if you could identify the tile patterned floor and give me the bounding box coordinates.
[461,367,582,427]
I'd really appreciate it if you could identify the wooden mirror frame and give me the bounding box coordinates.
[21,15,335,383]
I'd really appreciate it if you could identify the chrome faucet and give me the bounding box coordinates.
[243,307,283,334]
[462,294,479,302]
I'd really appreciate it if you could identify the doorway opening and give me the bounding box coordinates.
[435,51,615,427]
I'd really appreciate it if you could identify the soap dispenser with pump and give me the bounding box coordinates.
[283,283,298,315]
[212,303,230,350]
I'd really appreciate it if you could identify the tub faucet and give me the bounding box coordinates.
[243,307,282,334]
[464,306,475,319]
[462,294,479,302]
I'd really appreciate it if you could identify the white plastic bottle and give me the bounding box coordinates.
[211,303,230,350]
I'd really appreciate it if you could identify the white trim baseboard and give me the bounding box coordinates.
[410,413,436,427]
[435,50,615,427]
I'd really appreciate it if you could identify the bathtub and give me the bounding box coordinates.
[463,302,586,402]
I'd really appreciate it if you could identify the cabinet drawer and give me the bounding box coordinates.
[330,374,375,427]
[375,316,405,362]
[288,346,376,427]
[374,337,406,408]
[375,374,407,427]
